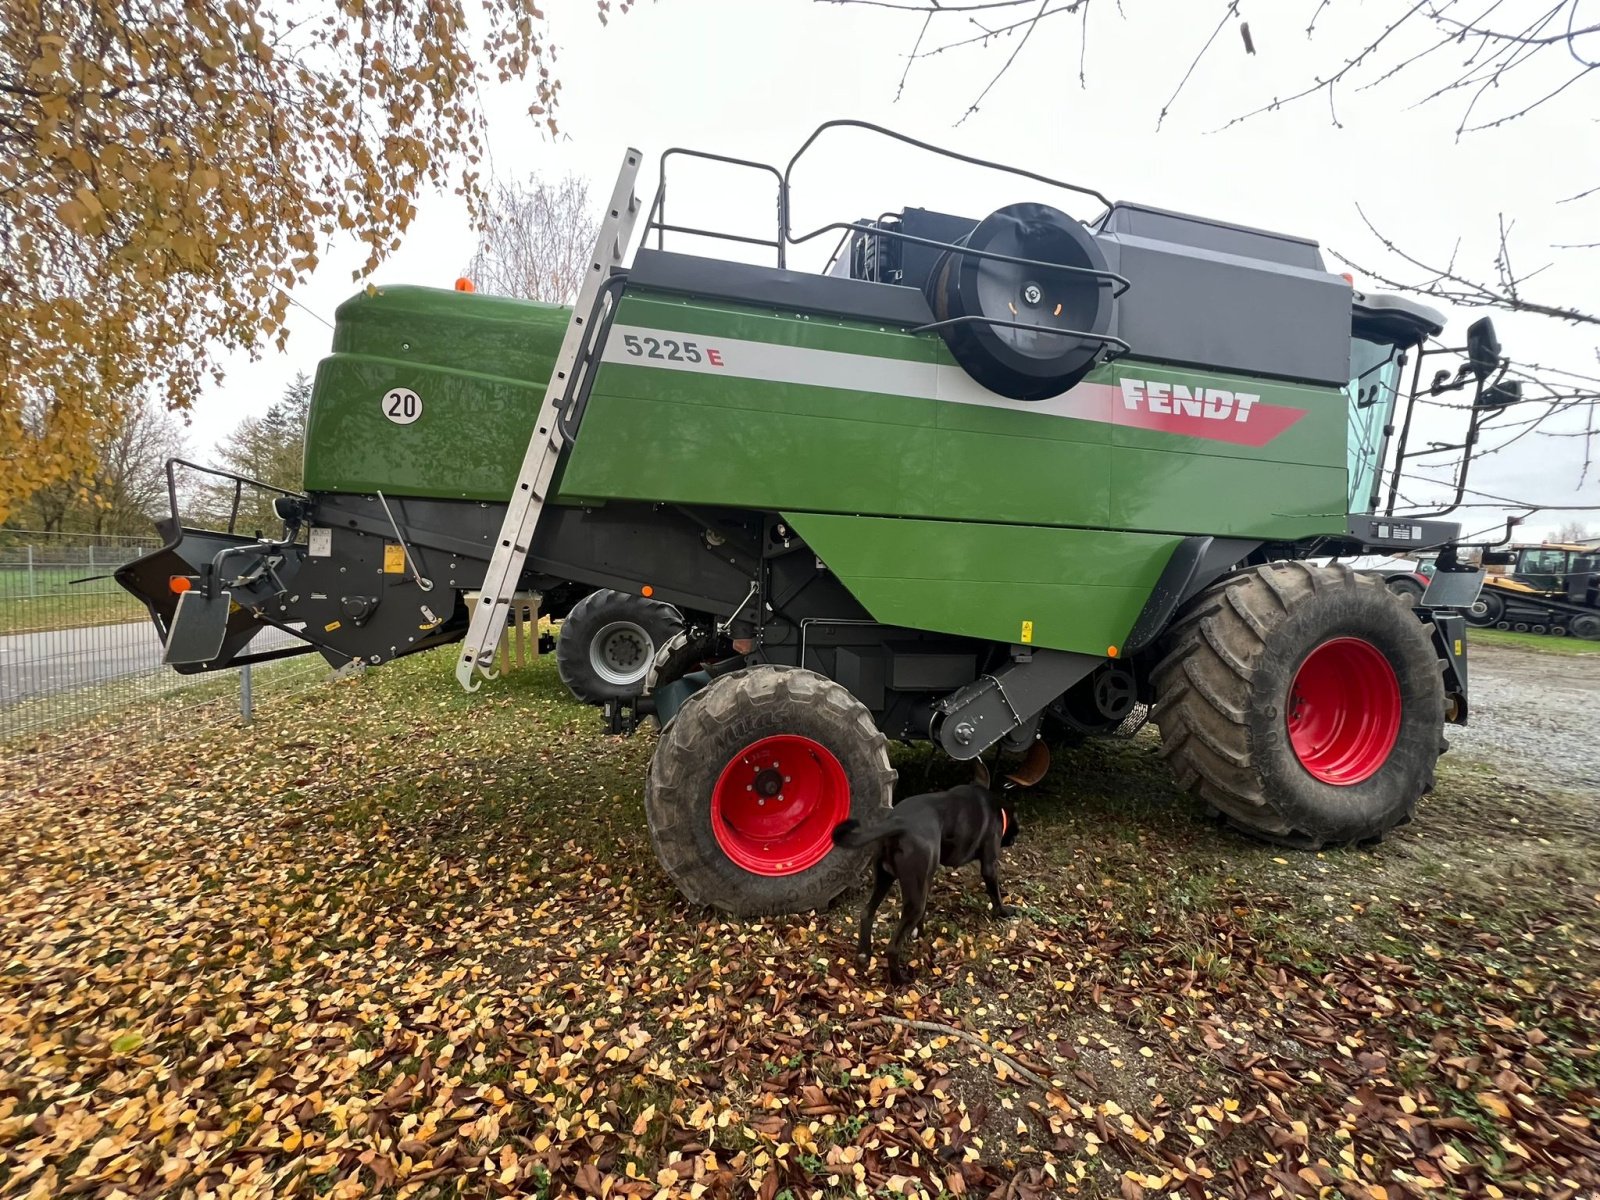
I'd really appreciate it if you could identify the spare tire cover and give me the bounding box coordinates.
[927,202,1114,401]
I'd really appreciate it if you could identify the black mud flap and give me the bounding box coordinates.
[1421,566,1485,610]
[164,590,231,665]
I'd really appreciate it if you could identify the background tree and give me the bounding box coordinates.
[195,373,312,534]
[1555,520,1592,543]
[10,394,186,536]
[1,0,628,522]
[465,172,601,304]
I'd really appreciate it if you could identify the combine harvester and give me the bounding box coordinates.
[120,122,1522,915]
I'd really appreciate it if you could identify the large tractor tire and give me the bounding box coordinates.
[1153,562,1444,849]
[556,589,684,704]
[644,665,895,916]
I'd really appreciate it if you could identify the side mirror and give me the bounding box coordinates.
[1479,379,1522,408]
[1482,550,1516,567]
[1466,317,1501,382]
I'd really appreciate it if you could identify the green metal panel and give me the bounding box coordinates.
[557,291,1350,541]
[784,515,1180,655]
[303,285,570,499]
[305,286,1354,549]
[559,376,1116,526]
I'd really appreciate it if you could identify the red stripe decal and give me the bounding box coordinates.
[1072,380,1308,448]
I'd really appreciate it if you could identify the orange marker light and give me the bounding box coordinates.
[1107,645,1119,658]
[169,576,192,594]
[454,277,475,292]
[641,585,654,597]
[1340,272,1354,285]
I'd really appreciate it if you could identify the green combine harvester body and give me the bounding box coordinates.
[307,283,1350,658]
[119,122,1521,916]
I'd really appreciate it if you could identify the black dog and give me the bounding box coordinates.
[832,760,1020,987]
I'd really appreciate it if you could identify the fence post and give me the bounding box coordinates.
[27,546,35,598]
[240,664,253,723]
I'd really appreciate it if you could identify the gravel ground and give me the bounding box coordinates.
[1447,640,1599,794]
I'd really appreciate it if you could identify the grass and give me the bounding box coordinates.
[0,566,147,636]
[1471,625,1600,655]
[1,647,1596,1200]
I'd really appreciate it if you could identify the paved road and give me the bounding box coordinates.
[0,619,307,707]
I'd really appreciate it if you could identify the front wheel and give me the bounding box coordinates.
[644,666,895,916]
[1153,562,1444,849]
[556,589,684,704]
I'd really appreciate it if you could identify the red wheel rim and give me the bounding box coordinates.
[711,735,850,876]
[1287,637,1402,785]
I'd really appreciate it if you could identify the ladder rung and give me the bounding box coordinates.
[454,145,644,692]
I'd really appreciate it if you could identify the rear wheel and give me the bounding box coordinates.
[644,665,895,916]
[556,589,684,704]
[1571,613,1600,641]
[1153,562,1444,849]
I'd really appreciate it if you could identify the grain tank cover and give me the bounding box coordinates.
[1092,201,1353,387]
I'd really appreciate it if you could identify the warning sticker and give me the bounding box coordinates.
[383,543,405,574]
[324,620,342,633]
[1020,620,1034,644]
[308,527,332,557]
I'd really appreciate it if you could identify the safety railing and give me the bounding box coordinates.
[638,119,1131,363]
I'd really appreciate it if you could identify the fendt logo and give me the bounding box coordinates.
[1118,378,1260,423]
[1109,376,1306,448]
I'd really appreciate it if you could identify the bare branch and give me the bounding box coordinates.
[894,11,934,100]
[1159,2,1239,133]
[465,172,599,305]
[912,2,1080,62]
[958,0,1055,126]
[1429,10,1600,44]
[1333,206,1600,327]
[1212,0,1436,132]
[813,0,1052,12]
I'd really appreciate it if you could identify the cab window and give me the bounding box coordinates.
[1344,336,1401,513]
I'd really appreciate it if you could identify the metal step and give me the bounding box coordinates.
[456,147,644,691]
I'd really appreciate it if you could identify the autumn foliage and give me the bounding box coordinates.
[0,0,576,521]
[2,651,1597,1199]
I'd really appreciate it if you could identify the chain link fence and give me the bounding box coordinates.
[0,529,331,744]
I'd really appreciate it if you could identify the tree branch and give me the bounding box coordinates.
[1333,206,1599,327]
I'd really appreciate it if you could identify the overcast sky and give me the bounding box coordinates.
[192,0,1600,543]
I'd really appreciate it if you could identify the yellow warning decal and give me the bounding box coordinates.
[324,620,342,633]
[1020,620,1034,644]
[228,600,242,615]
[383,543,405,574]
[1455,639,1463,656]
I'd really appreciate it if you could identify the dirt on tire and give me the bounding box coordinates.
[644,665,896,917]
[1153,561,1444,849]
[555,589,684,704]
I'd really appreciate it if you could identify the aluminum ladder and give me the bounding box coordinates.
[455,147,644,691]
